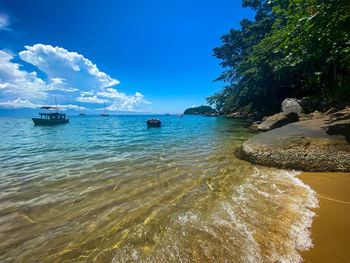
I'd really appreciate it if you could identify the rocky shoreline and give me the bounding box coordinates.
[238,101,350,172]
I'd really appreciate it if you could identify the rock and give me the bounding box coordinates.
[226,112,256,120]
[326,120,350,143]
[239,109,350,172]
[281,98,303,114]
[249,121,261,132]
[325,107,336,115]
[325,107,350,123]
[310,110,323,119]
[227,112,243,118]
[257,112,299,132]
[323,107,350,143]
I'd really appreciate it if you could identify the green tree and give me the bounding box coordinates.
[209,0,350,117]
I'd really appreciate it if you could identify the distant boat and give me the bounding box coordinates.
[100,101,109,116]
[79,113,86,116]
[176,114,184,117]
[32,106,69,125]
[165,113,170,116]
[147,118,161,128]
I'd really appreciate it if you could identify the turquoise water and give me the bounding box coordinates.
[0,115,317,262]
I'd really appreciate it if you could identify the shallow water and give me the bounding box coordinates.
[0,115,317,262]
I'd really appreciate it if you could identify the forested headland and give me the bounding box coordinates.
[184,105,216,115]
[207,0,350,118]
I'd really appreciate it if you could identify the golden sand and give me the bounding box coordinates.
[298,172,350,263]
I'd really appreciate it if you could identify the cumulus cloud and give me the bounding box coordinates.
[76,95,105,103]
[57,104,87,111]
[0,50,48,99]
[19,44,120,90]
[0,98,39,108]
[0,44,151,112]
[0,98,86,111]
[97,88,151,111]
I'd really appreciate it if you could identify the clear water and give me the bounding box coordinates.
[0,115,317,262]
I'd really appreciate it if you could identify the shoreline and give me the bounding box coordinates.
[297,172,350,262]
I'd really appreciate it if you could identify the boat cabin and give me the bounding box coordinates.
[39,112,67,120]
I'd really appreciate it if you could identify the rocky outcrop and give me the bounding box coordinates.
[240,108,350,172]
[324,107,350,143]
[257,112,299,131]
[281,98,303,114]
[249,121,261,132]
[226,112,256,120]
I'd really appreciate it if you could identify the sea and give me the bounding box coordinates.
[0,115,318,263]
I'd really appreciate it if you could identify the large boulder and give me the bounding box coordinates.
[257,112,299,131]
[240,108,350,172]
[281,98,303,114]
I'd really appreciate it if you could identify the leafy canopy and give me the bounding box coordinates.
[208,0,350,117]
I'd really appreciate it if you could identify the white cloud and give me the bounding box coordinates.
[97,88,151,111]
[190,105,196,108]
[0,13,10,31]
[0,98,87,111]
[80,91,94,96]
[19,44,120,90]
[0,50,48,99]
[48,78,78,92]
[0,98,39,108]
[76,95,105,103]
[0,44,151,112]
[57,104,87,111]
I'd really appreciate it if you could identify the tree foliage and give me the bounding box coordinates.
[207,0,350,117]
[184,105,216,115]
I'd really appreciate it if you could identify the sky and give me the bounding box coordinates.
[0,0,254,115]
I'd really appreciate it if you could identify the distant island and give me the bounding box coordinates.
[184,105,216,115]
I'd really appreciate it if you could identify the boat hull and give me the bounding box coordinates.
[146,119,161,128]
[32,118,69,125]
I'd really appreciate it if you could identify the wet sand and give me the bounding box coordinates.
[298,172,350,263]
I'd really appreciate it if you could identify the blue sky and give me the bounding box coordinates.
[0,0,253,114]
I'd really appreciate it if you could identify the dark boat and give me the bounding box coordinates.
[79,113,86,116]
[32,106,69,125]
[147,118,161,128]
[100,113,109,116]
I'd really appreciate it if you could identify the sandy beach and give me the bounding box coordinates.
[298,172,350,263]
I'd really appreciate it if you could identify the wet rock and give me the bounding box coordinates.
[257,112,299,132]
[281,98,303,114]
[249,121,261,132]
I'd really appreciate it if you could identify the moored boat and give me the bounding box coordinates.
[147,118,161,128]
[32,106,69,125]
[100,101,109,116]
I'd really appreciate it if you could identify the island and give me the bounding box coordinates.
[183,105,216,116]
